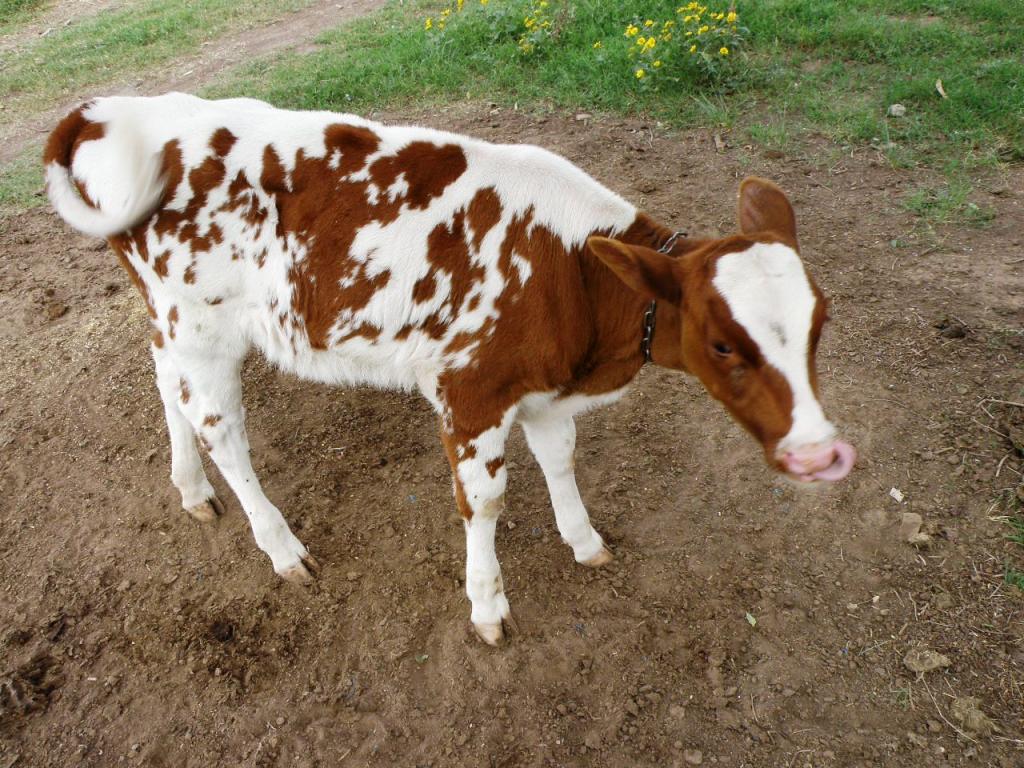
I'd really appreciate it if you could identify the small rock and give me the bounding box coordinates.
[933,592,954,609]
[584,733,602,750]
[275,716,286,726]
[927,719,943,733]
[951,697,998,736]
[887,103,907,118]
[575,113,592,122]
[346,571,361,582]
[683,748,704,765]
[669,704,687,718]
[904,648,951,674]
[899,513,931,545]
[907,732,928,747]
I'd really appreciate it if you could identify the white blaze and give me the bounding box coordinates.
[712,242,835,452]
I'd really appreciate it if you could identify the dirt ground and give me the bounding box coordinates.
[1,99,1023,767]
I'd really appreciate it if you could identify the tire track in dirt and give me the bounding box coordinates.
[0,0,379,166]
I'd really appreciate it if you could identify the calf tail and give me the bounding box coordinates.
[43,104,165,239]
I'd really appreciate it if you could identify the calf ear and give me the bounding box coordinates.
[738,177,798,248]
[587,237,681,304]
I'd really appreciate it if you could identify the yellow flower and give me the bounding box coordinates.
[645,38,656,51]
[644,19,654,27]
[727,11,738,23]
[457,0,464,9]
[593,40,603,49]
[689,43,697,52]
[720,46,729,55]
[698,25,709,34]
[480,0,488,5]
[637,35,646,45]
[425,17,433,30]
[635,68,646,79]
[625,24,639,37]
[653,60,663,68]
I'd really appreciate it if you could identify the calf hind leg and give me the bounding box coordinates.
[162,350,318,583]
[439,409,517,645]
[521,414,613,567]
[153,345,222,521]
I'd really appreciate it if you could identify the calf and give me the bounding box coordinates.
[45,93,855,644]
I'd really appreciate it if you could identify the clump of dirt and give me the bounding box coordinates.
[0,652,62,728]
[0,104,1022,767]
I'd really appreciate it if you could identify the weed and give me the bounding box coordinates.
[903,179,995,227]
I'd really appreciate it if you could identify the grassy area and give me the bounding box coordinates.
[213,0,1023,168]
[0,0,311,120]
[0,146,44,215]
[3,0,1020,220]
[0,0,48,35]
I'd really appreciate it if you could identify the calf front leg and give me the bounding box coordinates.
[439,407,516,646]
[168,352,318,583]
[520,414,612,566]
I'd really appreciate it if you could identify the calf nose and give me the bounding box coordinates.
[781,440,856,482]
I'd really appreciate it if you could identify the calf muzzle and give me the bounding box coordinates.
[780,440,856,483]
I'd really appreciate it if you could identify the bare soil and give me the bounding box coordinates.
[1,104,1022,768]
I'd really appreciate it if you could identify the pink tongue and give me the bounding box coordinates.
[809,441,856,482]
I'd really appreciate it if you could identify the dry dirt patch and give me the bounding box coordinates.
[0,105,1022,767]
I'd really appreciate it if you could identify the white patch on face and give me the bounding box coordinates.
[712,242,835,452]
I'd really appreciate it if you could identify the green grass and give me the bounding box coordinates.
[0,0,311,120]
[0,0,48,34]
[1006,513,1024,547]
[903,177,996,227]
[211,0,1024,168]
[0,146,44,215]
[1000,503,1024,592]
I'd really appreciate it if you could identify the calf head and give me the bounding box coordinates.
[589,177,855,483]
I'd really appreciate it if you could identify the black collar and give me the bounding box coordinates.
[641,301,657,363]
[641,230,686,365]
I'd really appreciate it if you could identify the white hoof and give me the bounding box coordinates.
[185,495,224,522]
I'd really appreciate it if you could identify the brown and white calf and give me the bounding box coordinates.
[46,93,855,644]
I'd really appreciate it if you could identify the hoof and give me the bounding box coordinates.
[280,553,320,585]
[186,496,224,523]
[472,612,517,646]
[580,546,614,568]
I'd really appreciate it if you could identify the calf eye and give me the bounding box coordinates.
[712,342,732,356]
